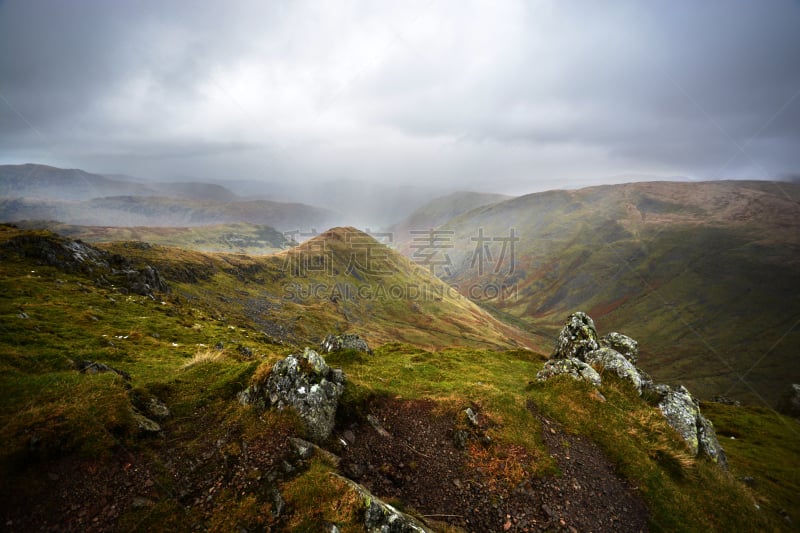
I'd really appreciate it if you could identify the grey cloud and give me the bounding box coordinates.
[0,0,798,190]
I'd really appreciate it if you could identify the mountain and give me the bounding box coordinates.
[390,191,512,238]
[0,223,796,531]
[395,180,800,406]
[0,163,154,200]
[103,226,540,350]
[0,163,240,202]
[0,195,340,232]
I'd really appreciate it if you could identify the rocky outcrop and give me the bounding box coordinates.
[76,360,131,381]
[537,358,602,387]
[584,347,642,394]
[2,232,168,297]
[599,332,639,365]
[652,385,727,468]
[538,311,727,468]
[238,349,345,442]
[551,312,599,360]
[332,473,433,533]
[320,333,373,355]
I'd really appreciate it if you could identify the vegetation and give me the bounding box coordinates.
[0,223,797,531]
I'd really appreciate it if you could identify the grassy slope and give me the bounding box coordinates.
[14,221,289,255]
[0,224,797,531]
[402,181,800,406]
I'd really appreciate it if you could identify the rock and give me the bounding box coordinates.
[599,332,639,365]
[658,386,700,454]
[76,360,131,381]
[288,437,342,467]
[132,411,161,434]
[776,384,800,418]
[657,385,727,468]
[332,473,433,532]
[551,312,599,360]
[711,395,741,407]
[697,413,728,469]
[464,407,480,427]
[366,414,392,438]
[2,233,169,297]
[584,347,642,394]
[536,358,602,387]
[237,345,254,358]
[271,488,285,518]
[145,397,170,421]
[320,333,373,355]
[239,348,345,442]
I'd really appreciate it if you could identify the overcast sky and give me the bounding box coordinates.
[1,0,799,194]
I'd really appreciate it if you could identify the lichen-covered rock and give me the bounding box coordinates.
[320,333,373,355]
[659,386,701,454]
[657,385,727,467]
[584,347,642,394]
[145,397,170,420]
[132,411,161,433]
[599,332,639,365]
[536,357,602,387]
[239,348,345,442]
[697,413,728,468]
[551,312,599,360]
[332,473,432,533]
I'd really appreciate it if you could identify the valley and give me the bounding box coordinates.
[1,167,799,531]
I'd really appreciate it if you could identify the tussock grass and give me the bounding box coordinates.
[181,347,228,369]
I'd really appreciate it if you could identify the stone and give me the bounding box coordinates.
[658,386,700,455]
[332,473,433,532]
[599,332,639,365]
[551,312,599,360]
[697,413,728,469]
[132,411,161,434]
[288,437,342,467]
[76,360,131,381]
[536,357,602,388]
[465,407,480,427]
[584,347,643,394]
[145,397,170,421]
[239,348,345,442]
[657,385,727,468]
[777,384,800,418]
[319,333,373,355]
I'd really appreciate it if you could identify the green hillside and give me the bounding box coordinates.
[1,223,797,531]
[14,221,290,255]
[401,181,800,406]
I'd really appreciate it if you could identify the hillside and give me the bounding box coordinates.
[14,221,290,255]
[390,191,511,237]
[394,180,800,406]
[0,164,239,202]
[0,195,340,232]
[0,224,796,531]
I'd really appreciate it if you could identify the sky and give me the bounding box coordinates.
[1,0,799,195]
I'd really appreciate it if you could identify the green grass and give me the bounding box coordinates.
[528,374,785,531]
[1,224,797,532]
[701,402,800,526]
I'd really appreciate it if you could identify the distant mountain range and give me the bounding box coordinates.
[394,180,800,406]
[0,164,340,231]
[0,163,239,202]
